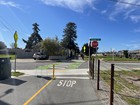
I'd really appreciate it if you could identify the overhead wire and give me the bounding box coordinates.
[110,0,140,7]
[0,17,13,34]
[0,16,23,42]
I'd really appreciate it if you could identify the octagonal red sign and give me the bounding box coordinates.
[92,41,98,48]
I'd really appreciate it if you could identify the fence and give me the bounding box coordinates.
[8,48,35,58]
[89,58,139,105]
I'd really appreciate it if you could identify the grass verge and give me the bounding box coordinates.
[100,70,140,105]
[37,64,59,70]
[98,56,139,62]
[67,62,82,69]
[0,54,15,60]
[11,71,24,77]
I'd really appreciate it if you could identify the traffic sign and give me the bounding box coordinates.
[14,31,18,42]
[90,38,101,41]
[92,41,98,48]
[83,46,86,52]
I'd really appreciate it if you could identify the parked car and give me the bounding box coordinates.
[33,52,48,60]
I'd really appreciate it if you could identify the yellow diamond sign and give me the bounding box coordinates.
[14,31,18,42]
[83,46,86,52]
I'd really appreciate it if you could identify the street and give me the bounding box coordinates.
[11,59,55,70]
[0,59,103,105]
[27,78,102,105]
[1,59,140,105]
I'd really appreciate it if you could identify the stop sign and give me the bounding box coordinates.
[92,41,98,48]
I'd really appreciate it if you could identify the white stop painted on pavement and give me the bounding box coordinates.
[57,80,76,87]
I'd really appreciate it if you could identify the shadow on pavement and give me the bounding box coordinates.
[39,99,106,105]
[0,89,14,99]
[0,78,26,86]
[35,59,81,63]
[36,75,52,80]
[0,101,10,105]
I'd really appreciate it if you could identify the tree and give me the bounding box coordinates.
[41,37,62,56]
[0,41,6,49]
[22,23,43,49]
[123,50,128,58]
[81,43,98,56]
[61,22,78,57]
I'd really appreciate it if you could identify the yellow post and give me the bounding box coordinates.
[53,64,55,79]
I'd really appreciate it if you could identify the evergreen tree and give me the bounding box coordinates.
[0,41,6,49]
[61,22,78,57]
[22,23,43,49]
[81,43,98,56]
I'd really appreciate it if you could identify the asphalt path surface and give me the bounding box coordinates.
[0,76,102,105]
[3,59,136,105]
[1,59,103,105]
[11,59,84,70]
[29,78,102,105]
[11,59,140,70]
[0,76,51,105]
[11,62,52,70]
[11,60,70,70]
[78,61,88,69]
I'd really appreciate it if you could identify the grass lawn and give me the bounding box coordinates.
[11,71,24,77]
[67,62,82,69]
[97,56,139,62]
[84,55,139,62]
[37,64,59,70]
[101,70,140,105]
[37,62,82,70]
[0,54,15,60]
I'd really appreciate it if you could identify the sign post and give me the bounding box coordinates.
[14,31,18,72]
[89,38,101,74]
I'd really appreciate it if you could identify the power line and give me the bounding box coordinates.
[0,16,15,31]
[0,16,23,42]
[110,0,140,7]
[0,17,13,34]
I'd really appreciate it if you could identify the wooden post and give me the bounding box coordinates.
[92,58,94,79]
[110,64,115,105]
[97,60,100,90]
[53,64,55,79]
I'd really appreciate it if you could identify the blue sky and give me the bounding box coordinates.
[0,0,140,52]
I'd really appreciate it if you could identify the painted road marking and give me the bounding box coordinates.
[23,79,53,105]
[57,80,76,87]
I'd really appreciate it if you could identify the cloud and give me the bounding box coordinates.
[134,27,140,32]
[101,10,107,14]
[41,0,96,13]
[108,0,140,22]
[122,41,140,50]
[0,0,19,8]
[130,15,140,23]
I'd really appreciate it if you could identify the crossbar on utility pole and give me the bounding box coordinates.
[110,64,115,105]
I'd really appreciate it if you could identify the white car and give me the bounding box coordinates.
[33,52,48,60]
